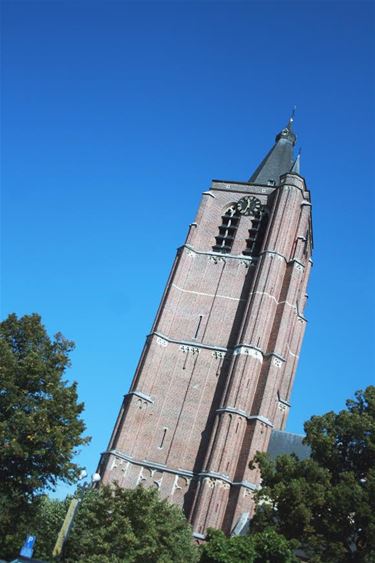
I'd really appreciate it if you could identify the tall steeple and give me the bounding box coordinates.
[99,116,313,539]
[249,110,297,185]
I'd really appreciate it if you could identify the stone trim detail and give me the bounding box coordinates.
[151,332,228,353]
[180,345,200,354]
[171,283,245,303]
[258,250,307,272]
[125,391,154,404]
[209,255,226,265]
[233,346,262,361]
[278,396,291,408]
[233,480,259,491]
[150,331,286,364]
[182,244,256,264]
[216,407,274,428]
[202,191,216,198]
[212,350,227,359]
[211,180,275,194]
[247,415,274,427]
[259,249,287,262]
[156,336,168,347]
[180,244,308,274]
[104,449,259,491]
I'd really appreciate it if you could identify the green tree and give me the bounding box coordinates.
[252,386,375,562]
[199,528,298,563]
[59,485,198,562]
[31,495,70,560]
[0,313,90,557]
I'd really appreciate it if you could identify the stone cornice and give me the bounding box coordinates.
[125,391,154,404]
[149,331,287,364]
[180,246,308,277]
[216,407,274,428]
[104,449,260,491]
[181,244,257,264]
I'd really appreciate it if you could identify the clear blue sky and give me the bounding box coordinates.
[2,1,374,496]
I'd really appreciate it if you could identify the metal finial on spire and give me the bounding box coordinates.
[288,106,297,128]
[275,109,297,145]
[249,113,298,184]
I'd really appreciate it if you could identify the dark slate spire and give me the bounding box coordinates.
[249,110,297,185]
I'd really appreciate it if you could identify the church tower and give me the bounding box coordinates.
[99,115,313,537]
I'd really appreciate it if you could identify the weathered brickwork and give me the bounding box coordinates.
[99,120,313,536]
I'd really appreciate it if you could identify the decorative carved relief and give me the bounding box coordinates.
[172,475,191,496]
[220,481,231,490]
[137,466,152,485]
[153,470,164,489]
[205,477,216,488]
[295,263,304,272]
[186,249,195,258]
[203,477,230,490]
[209,255,226,265]
[234,347,262,361]
[136,398,149,409]
[137,466,164,488]
[212,350,226,359]
[180,345,200,355]
[110,457,129,478]
[272,357,283,368]
[240,260,250,269]
[156,336,168,347]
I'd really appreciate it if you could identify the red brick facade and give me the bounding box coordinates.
[99,126,313,537]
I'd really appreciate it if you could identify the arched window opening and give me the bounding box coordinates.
[243,210,269,256]
[213,205,240,254]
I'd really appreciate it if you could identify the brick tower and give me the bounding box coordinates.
[99,114,313,537]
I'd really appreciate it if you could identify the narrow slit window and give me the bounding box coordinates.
[182,351,189,370]
[213,205,240,254]
[194,315,203,339]
[159,428,167,449]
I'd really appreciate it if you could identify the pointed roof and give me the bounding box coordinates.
[291,149,301,174]
[249,110,298,185]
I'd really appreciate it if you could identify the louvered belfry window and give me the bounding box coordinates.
[243,211,269,256]
[213,205,240,254]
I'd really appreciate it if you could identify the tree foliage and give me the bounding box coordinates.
[199,528,298,563]
[30,495,70,560]
[61,485,198,563]
[0,313,89,557]
[252,386,375,562]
